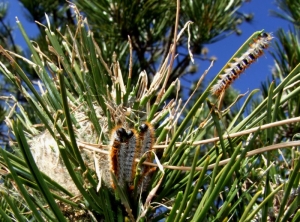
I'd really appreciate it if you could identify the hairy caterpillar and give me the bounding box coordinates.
[109,123,155,191]
[211,32,273,96]
[109,127,135,188]
[135,122,156,191]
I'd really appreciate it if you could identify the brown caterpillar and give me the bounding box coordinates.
[109,123,155,191]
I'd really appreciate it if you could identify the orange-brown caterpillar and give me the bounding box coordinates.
[109,127,134,189]
[109,123,155,191]
[211,32,273,96]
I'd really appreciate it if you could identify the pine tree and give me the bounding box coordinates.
[0,0,299,221]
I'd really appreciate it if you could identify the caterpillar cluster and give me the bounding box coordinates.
[109,122,155,192]
[211,32,273,96]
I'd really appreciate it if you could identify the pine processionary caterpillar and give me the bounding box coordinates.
[109,123,155,192]
[139,123,155,161]
[125,129,139,184]
[109,127,133,189]
[211,32,273,96]
[136,122,156,191]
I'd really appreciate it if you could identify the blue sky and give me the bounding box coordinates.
[6,0,291,98]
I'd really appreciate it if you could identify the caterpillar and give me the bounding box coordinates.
[135,122,156,191]
[139,122,155,161]
[109,123,155,191]
[109,127,135,189]
[211,32,273,96]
